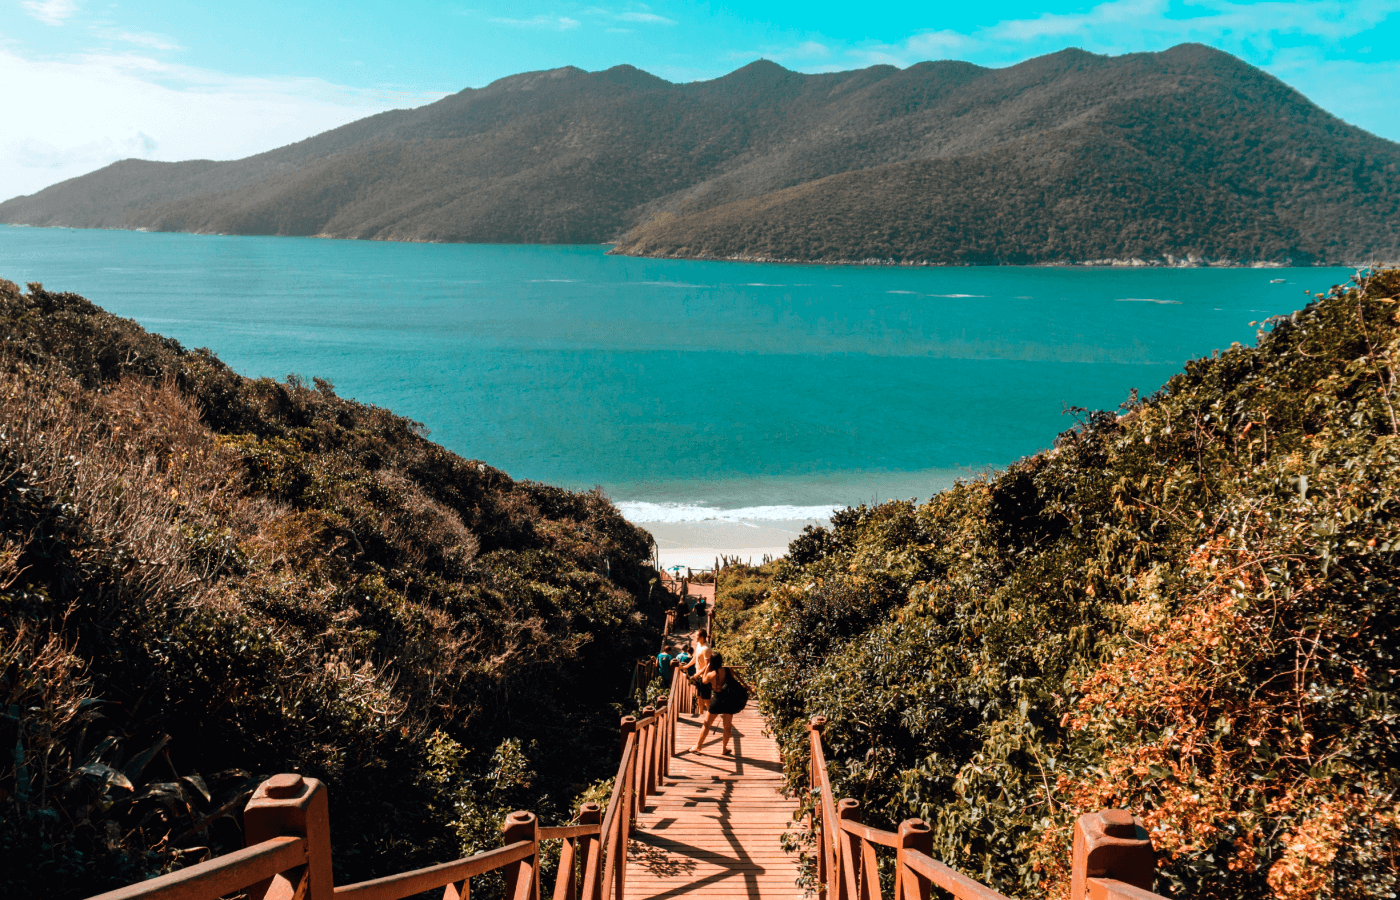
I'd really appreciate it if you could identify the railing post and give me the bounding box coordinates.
[620,716,637,838]
[641,705,658,798]
[655,697,670,779]
[836,799,861,900]
[620,715,636,759]
[895,819,932,900]
[1071,810,1154,900]
[620,739,635,899]
[243,773,333,900]
[808,717,829,900]
[807,716,826,792]
[578,801,603,900]
[503,811,539,900]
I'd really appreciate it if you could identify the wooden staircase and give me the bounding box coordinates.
[82,612,1172,900]
[626,705,799,900]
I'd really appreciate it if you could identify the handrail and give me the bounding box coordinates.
[837,817,900,848]
[902,849,1011,900]
[806,717,1170,900]
[1087,878,1168,900]
[538,823,603,840]
[334,840,535,900]
[84,836,307,900]
[599,737,633,841]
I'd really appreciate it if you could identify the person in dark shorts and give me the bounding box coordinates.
[691,650,748,755]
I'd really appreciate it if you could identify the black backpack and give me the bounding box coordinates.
[723,670,750,710]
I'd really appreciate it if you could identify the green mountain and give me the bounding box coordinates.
[0,278,663,898]
[3,45,1397,264]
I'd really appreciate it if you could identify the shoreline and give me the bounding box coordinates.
[604,244,1381,268]
[637,517,829,570]
[1,227,1383,269]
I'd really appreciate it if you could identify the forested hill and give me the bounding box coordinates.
[0,279,663,898]
[3,44,1398,265]
[719,268,1400,900]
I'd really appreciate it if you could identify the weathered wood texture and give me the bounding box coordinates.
[626,705,800,900]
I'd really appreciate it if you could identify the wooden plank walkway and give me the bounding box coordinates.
[626,704,801,900]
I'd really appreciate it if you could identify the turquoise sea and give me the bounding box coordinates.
[0,226,1352,522]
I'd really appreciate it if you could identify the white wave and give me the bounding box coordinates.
[886,290,918,294]
[1115,298,1182,304]
[616,501,838,524]
[928,293,985,298]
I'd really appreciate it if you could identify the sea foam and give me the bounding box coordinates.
[616,501,838,524]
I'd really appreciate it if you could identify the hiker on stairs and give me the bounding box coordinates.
[690,650,750,756]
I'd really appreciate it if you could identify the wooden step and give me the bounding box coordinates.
[624,706,802,900]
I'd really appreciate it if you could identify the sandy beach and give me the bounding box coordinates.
[641,517,828,570]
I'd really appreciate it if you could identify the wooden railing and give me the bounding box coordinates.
[85,670,700,900]
[806,716,1167,900]
[85,654,1158,900]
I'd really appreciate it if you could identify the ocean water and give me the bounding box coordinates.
[0,226,1353,524]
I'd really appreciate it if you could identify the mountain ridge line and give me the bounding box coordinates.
[3,43,1397,266]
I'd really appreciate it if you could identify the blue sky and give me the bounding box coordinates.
[1,0,1396,200]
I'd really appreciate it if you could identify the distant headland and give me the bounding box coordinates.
[3,44,1397,266]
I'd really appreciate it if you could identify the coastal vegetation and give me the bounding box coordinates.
[723,269,1400,899]
[4,45,1398,265]
[0,279,663,899]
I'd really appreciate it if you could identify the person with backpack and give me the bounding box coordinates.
[690,650,749,756]
[656,644,675,687]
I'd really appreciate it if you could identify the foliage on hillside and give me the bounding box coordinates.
[713,561,781,644]
[5,45,1399,264]
[613,127,1397,265]
[736,269,1400,899]
[0,280,663,898]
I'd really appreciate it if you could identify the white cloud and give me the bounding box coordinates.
[857,0,1400,68]
[582,7,677,26]
[834,0,1400,139]
[22,0,78,26]
[986,0,1167,43]
[901,30,976,59]
[90,28,183,51]
[488,15,581,30]
[0,48,445,201]
[1264,53,1400,141]
[786,41,830,59]
[617,12,675,25]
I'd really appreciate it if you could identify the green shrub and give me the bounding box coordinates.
[741,270,1400,900]
[0,281,665,898]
